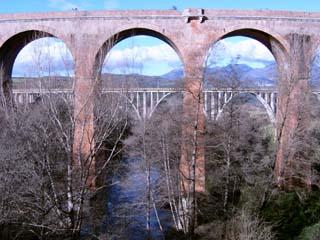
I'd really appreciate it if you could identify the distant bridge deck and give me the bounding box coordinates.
[11,87,320,122]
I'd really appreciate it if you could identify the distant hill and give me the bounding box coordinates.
[101,63,278,88]
[204,63,278,88]
[243,63,278,86]
[100,73,183,88]
[161,68,184,81]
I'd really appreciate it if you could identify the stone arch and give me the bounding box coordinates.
[93,27,184,79]
[204,28,289,74]
[203,28,288,126]
[216,92,275,124]
[0,30,75,104]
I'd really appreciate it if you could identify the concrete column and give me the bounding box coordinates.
[143,91,147,119]
[275,33,313,189]
[210,92,215,120]
[266,92,270,105]
[218,91,222,112]
[136,92,140,110]
[271,92,275,112]
[150,91,154,113]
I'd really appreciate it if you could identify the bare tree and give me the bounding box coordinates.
[225,209,274,240]
[0,33,130,239]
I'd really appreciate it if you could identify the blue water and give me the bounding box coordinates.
[97,157,173,239]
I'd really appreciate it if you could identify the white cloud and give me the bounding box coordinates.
[13,37,182,77]
[13,38,74,77]
[208,38,275,68]
[103,43,181,74]
[103,38,275,74]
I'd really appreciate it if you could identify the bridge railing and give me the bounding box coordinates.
[12,89,73,104]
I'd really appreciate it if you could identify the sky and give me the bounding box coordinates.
[8,0,320,77]
[1,0,320,13]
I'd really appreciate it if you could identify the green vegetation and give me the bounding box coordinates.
[299,222,320,240]
[261,191,320,240]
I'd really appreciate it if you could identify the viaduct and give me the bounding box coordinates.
[0,8,320,192]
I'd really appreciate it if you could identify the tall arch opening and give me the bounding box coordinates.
[102,35,182,88]
[94,28,183,80]
[204,33,279,122]
[203,31,280,221]
[92,29,185,237]
[95,28,184,121]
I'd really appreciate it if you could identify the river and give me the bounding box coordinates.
[83,156,174,240]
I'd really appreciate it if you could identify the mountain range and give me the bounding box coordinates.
[101,63,279,88]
